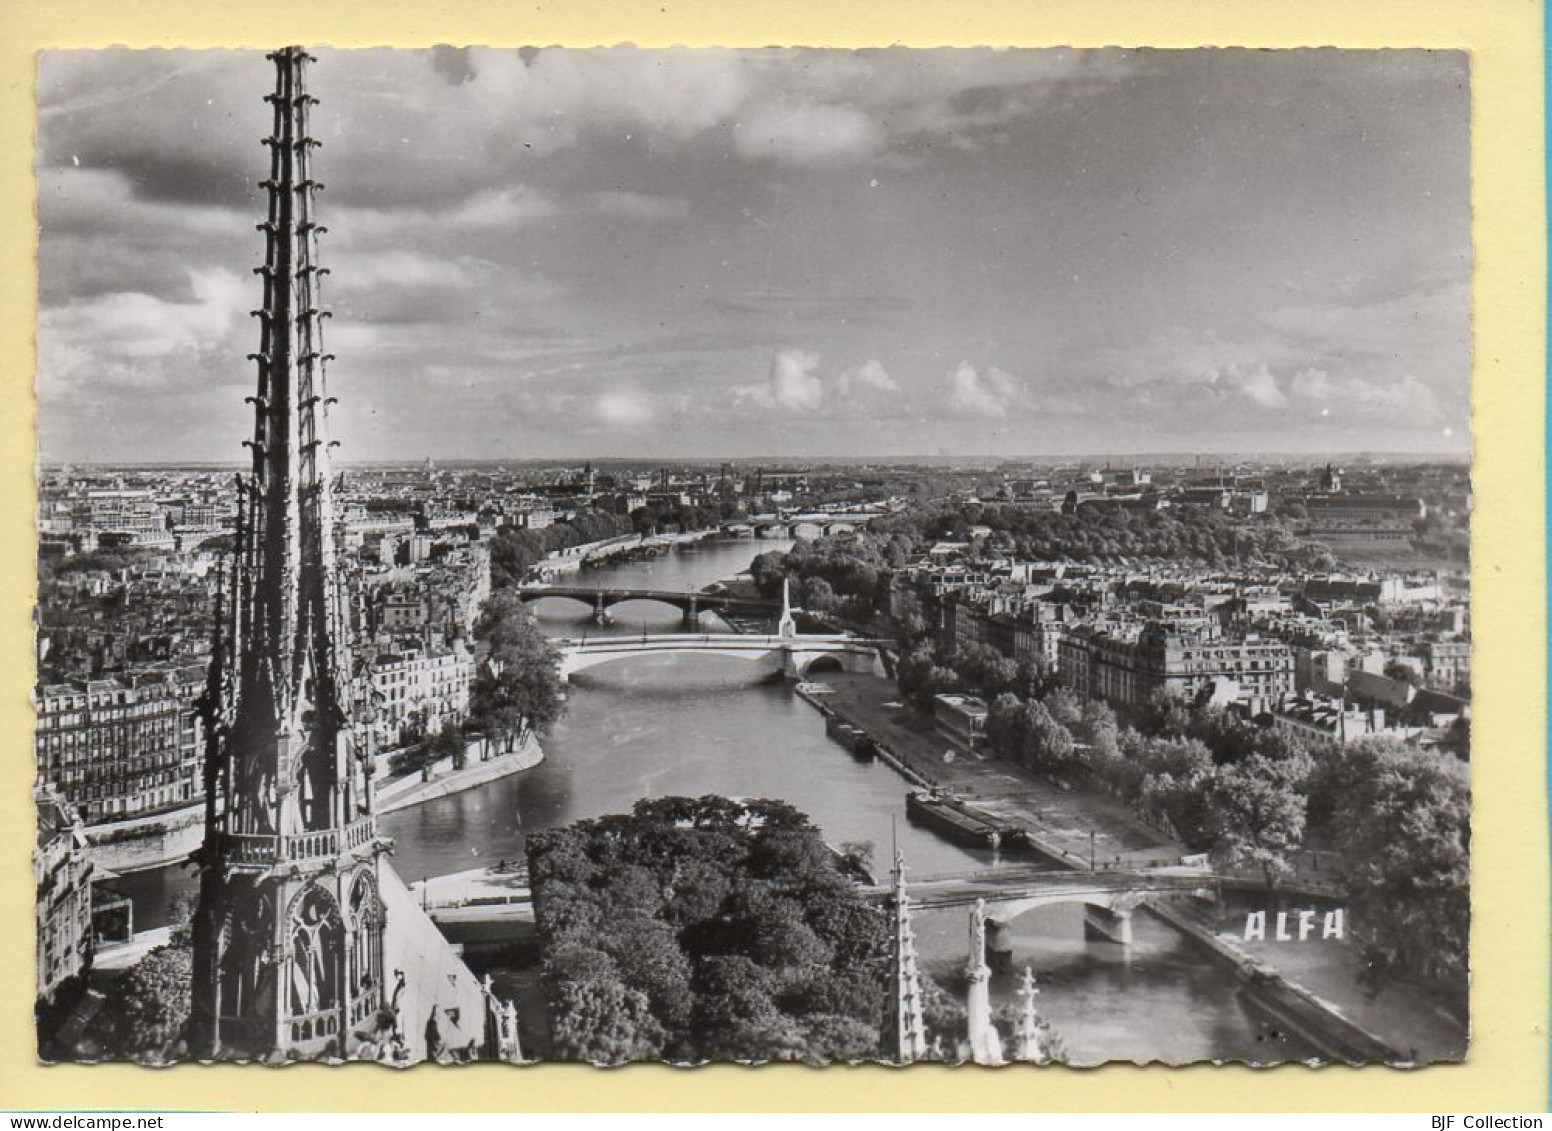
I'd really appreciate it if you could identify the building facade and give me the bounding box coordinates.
[34,666,205,823]
[368,643,475,748]
[34,785,94,1002]
[1059,622,1293,713]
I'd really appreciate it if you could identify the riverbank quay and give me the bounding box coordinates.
[799,672,1466,1063]
[81,801,205,874]
[377,733,544,815]
[408,864,531,919]
[93,924,175,974]
[406,866,537,953]
[1146,901,1463,1063]
[532,527,731,578]
[73,735,543,877]
[799,677,1181,868]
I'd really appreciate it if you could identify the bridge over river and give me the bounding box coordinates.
[865,864,1220,945]
[725,510,887,538]
[555,630,889,681]
[410,861,1260,948]
[865,862,1343,946]
[517,583,777,626]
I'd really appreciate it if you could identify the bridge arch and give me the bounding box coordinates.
[562,645,785,682]
[521,591,707,625]
[981,889,1156,922]
[796,654,846,677]
[605,595,698,618]
[522,593,603,616]
[906,874,1218,929]
[557,633,888,683]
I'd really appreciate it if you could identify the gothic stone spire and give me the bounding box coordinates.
[228,43,357,841]
[889,850,929,1064]
[189,47,386,1062]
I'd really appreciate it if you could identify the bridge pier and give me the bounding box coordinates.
[986,917,1015,972]
[1083,903,1134,946]
[682,596,699,627]
[592,593,613,627]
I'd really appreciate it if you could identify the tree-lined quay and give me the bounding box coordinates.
[750,493,1467,995]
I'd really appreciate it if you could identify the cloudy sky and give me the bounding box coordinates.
[35,47,1470,463]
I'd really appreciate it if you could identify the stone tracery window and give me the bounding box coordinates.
[288,885,342,1018]
[346,871,381,999]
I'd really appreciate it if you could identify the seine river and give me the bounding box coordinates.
[117,535,1312,1064]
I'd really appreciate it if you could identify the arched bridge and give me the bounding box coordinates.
[517,585,778,626]
[724,511,887,539]
[872,865,1221,946]
[556,631,889,682]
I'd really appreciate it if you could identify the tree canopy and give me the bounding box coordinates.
[467,590,567,750]
[526,795,905,1064]
[1333,744,1469,990]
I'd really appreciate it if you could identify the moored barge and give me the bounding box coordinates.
[905,789,1022,849]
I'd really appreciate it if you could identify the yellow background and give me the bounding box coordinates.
[0,0,1544,1113]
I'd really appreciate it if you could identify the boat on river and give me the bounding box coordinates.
[905,789,1022,850]
[823,714,875,759]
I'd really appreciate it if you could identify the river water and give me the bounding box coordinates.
[116,535,1313,1064]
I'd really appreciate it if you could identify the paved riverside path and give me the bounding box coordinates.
[408,864,534,925]
[806,672,1467,1061]
[376,737,544,815]
[808,678,1183,870]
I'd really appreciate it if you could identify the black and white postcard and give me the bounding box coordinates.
[32,46,1471,1069]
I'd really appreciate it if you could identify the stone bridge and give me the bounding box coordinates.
[724,511,886,539]
[875,865,1222,947]
[555,631,889,682]
[517,584,777,626]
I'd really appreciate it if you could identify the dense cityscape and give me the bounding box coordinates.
[36,449,1470,1062]
[32,45,1471,1069]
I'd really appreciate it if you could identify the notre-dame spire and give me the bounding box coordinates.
[189,46,386,1062]
[239,43,352,820]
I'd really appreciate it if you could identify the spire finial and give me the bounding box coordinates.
[965,898,1003,1064]
[1014,965,1049,1062]
[777,576,797,638]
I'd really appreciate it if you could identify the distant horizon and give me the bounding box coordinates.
[39,447,1473,471]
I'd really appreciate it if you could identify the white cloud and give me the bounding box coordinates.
[733,352,908,417]
[837,358,900,398]
[1226,364,1288,409]
[1099,327,1267,391]
[38,267,247,396]
[329,249,474,291]
[594,386,658,429]
[761,348,826,412]
[1088,293,1466,430]
[943,361,1024,418]
[333,186,557,243]
[735,101,884,165]
[449,186,558,227]
[592,190,691,221]
[1290,367,1334,401]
